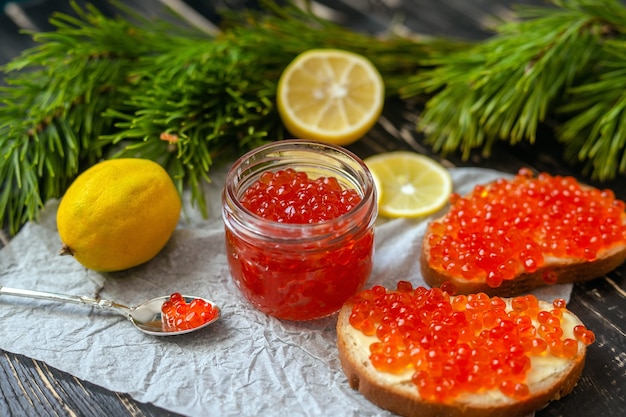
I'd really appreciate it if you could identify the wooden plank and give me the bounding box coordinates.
[0,351,182,416]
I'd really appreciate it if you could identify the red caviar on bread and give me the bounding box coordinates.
[336,282,594,417]
[421,169,626,297]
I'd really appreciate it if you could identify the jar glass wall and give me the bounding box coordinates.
[222,140,377,320]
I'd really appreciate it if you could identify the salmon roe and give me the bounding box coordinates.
[240,168,362,223]
[427,169,626,287]
[348,282,595,403]
[161,293,219,332]
[225,167,375,320]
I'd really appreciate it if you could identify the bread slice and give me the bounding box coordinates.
[421,241,626,297]
[337,285,591,417]
[420,170,626,297]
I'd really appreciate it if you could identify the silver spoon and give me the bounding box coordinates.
[0,286,220,336]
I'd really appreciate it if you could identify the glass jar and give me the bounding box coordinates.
[222,140,377,320]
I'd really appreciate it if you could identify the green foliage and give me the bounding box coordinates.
[557,33,626,179]
[4,0,626,236]
[401,0,626,181]
[0,0,448,235]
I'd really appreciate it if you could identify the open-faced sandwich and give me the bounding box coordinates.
[421,168,626,297]
[337,282,595,417]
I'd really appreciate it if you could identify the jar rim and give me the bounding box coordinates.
[222,139,377,242]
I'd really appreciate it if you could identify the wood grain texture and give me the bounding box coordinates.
[1,0,624,416]
[0,351,182,417]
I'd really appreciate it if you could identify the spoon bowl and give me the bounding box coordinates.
[130,294,221,336]
[0,286,220,336]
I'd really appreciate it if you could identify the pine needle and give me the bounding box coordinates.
[398,0,626,184]
[0,0,452,235]
[5,0,626,236]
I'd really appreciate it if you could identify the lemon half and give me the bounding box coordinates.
[364,151,452,218]
[277,49,385,146]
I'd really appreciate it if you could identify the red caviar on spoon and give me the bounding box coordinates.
[161,292,220,332]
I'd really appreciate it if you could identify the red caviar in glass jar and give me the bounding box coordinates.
[348,282,595,403]
[224,149,376,321]
[426,169,626,287]
[241,168,361,224]
[161,293,219,332]
[241,168,362,223]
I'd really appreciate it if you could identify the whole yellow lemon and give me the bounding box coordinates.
[57,158,181,272]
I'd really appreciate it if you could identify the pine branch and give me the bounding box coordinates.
[401,0,626,179]
[101,35,285,216]
[100,0,461,217]
[556,16,626,180]
[7,0,626,239]
[0,0,453,235]
[0,1,155,234]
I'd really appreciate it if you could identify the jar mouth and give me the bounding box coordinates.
[222,139,377,243]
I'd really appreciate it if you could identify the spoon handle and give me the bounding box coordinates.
[0,286,131,316]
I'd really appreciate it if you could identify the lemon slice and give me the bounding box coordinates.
[277,49,384,146]
[364,151,452,218]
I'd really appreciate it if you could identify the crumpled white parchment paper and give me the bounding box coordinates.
[0,166,571,417]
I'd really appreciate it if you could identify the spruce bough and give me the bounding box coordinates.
[2,0,626,235]
[401,0,626,180]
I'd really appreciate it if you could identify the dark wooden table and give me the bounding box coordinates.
[1,1,624,416]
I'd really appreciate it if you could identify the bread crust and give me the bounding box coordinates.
[336,302,587,417]
[421,229,626,297]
